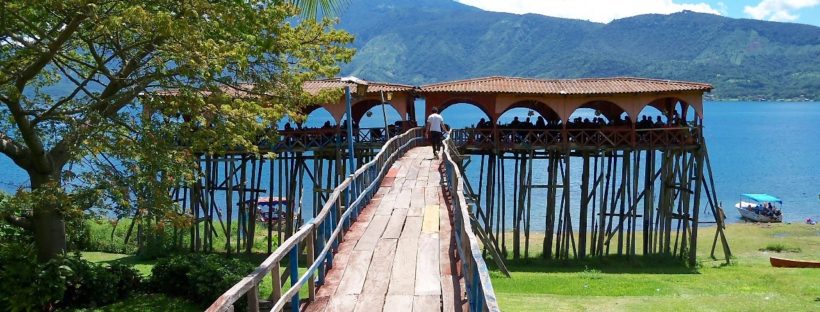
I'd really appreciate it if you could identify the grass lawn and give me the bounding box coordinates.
[85,217,280,255]
[81,252,157,276]
[490,223,820,311]
[78,220,819,311]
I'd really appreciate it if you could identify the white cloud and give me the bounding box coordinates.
[455,0,722,23]
[743,0,819,22]
[716,2,729,15]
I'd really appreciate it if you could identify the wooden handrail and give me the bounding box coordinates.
[441,138,501,312]
[450,126,701,149]
[206,127,424,312]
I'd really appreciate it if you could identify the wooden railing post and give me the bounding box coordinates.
[270,264,282,302]
[289,245,300,312]
[307,230,316,301]
[247,284,260,312]
[317,220,327,286]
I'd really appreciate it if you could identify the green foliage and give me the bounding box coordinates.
[67,293,200,312]
[579,266,602,280]
[0,243,69,311]
[67,216,93,251]
[0,242,144,311]
[0,192,28,240]
[62,257,119,308]
[107,263,144,299]
[759,243,801,253]
[1,0,354,259]
[149,254,256,308]
[339,0,820,100]
[84,219,139,255]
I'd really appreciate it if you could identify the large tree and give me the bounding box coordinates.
[0,0,353,260]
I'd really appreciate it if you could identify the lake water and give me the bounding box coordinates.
[1,101,818,225]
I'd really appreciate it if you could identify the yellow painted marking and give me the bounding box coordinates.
[422,205,440,233]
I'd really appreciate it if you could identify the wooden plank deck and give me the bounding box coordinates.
[305,147,466,312]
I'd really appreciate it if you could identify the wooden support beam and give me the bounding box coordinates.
[578,153,590,259]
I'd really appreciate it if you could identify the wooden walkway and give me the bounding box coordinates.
[305,147,466,312]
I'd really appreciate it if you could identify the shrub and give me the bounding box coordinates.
[0,243,69,311]
[108,263,144,298]
[85,219,139,254]
[62,257,120,308]
[0,244,143,311]
[62,257,144,308]
[66,217,92,252]
[150,254,255,308]
[138,231,177,260]
[760,243,801,253]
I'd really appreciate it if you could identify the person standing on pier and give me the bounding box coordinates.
[426,107,448,159]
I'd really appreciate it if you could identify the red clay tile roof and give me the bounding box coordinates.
[150,79,415,98]
[418,76,712,95]
[302,79,415,95]
[149,76,712,98]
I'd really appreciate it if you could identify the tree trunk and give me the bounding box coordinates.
[30,172,67,261]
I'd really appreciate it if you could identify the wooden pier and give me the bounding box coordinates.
[162,75,732,312]
[304,147,465,312]
[205,128,498,312]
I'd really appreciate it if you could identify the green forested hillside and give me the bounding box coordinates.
[337,0,820,100]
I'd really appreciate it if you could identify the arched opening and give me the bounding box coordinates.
[636,105,667,128]
[279,105,336,130]
[436,102,492,129]
[679,102,699,126]
[358,104,403,128]
[358,104,404,140]
[646,97,700,127]
[498,100,561,129]
[567,101,630,128]
[349,99,405,126]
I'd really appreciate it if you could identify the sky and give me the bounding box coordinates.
[456,0,820,26]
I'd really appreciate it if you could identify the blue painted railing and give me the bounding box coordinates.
[441,137,501,312]
[206,127,424,312]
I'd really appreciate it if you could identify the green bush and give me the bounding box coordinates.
[109,262,144,298]
[759,243,801,253]
[149,254,255,308]
[62,257,119,308]
[66,217,92,252]
[0,243,69,311]
[85,219,139,254]
[138,231,177,260]
[0,243,143,311]
[62,257,143,308]
[84,219,180,258]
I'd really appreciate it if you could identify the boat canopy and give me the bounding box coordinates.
[243,196,288,205]
[741,193,782,203]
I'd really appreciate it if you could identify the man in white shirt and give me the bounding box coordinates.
[426,107,448,159]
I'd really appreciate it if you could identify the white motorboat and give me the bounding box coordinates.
[734,193,782,222]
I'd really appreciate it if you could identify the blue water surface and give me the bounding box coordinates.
[703,102,820,222]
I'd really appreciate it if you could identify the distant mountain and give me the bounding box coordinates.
[336,0,820,100]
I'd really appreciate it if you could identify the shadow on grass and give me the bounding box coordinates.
[489,254,699,274]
